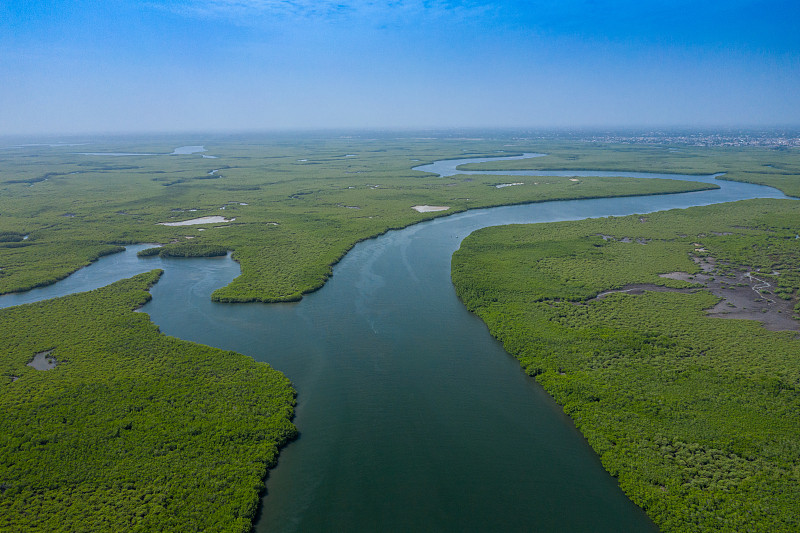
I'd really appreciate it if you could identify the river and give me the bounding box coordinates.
[0,155,790,531]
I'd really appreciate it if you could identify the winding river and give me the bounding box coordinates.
[0,155,790,532]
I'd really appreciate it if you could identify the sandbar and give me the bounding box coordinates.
[159,216,234,226]
[412,205,450,212]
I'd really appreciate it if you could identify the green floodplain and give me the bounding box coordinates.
[1,133,799,531]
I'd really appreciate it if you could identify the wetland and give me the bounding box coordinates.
[1,135,798,532]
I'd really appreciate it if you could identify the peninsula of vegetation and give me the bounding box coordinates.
[452,198,800,532]
[0,271,296,532]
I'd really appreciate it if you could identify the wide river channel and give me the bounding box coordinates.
[0,154,791,531]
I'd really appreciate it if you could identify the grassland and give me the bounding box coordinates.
[0,134,717,302]
[0,271,297,532]
[452,198,800,532]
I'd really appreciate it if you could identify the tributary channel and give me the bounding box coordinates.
[0,155,790,531]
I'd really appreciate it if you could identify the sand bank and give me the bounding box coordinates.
[159,216,234,226]
[412,205,450,213]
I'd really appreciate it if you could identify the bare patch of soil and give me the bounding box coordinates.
[596,253,798,331]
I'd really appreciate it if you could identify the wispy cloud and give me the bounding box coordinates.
[160,0,351,20]
[154,0,493,25]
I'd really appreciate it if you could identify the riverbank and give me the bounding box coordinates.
[451,198,800,532]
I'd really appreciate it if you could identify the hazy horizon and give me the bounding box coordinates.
[3,126,800,143]
[2,1,799,136]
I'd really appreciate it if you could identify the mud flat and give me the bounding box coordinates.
[596,253,799,331]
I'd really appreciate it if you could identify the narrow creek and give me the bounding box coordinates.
[1,155,790,531]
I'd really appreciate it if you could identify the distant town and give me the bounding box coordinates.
[574,130,800,147]
[450,128,800,148]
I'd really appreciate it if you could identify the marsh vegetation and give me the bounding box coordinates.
[1,134,798,531]
[452,199,800,532]
[0,271,296,532]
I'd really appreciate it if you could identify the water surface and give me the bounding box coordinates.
[0,245,167,309]
[170,145,207,155]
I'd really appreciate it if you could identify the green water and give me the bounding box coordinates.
[5,159,789,531]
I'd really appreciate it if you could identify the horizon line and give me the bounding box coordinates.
[3,125,800,140]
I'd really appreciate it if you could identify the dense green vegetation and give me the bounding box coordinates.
[137,244,228,258]
[0,232,26,243]
[0,271,297,532]
[0,135,715,302]
[452,198,800,532]
[2,135,797,530]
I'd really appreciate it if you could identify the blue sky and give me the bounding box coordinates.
[1,0,798,134]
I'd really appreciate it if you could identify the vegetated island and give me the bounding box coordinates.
[451,198,800,532]
[0,271,296,532]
